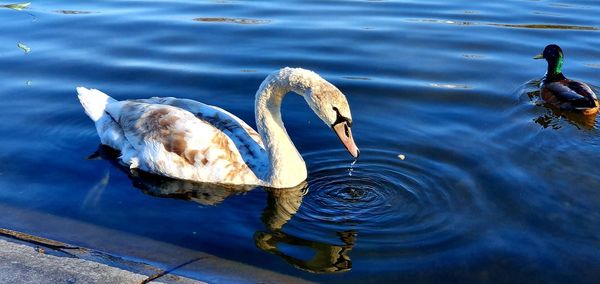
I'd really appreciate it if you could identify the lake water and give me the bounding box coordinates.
[1,0,600,283]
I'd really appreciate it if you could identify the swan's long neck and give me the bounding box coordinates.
[255,70,311,188]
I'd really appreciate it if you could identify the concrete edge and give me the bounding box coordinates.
[0,228,203,284]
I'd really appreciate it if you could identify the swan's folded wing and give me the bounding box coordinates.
[107,100,267,185]
[136,97,265,150]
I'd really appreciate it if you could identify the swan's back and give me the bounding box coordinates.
[77,87,268,186]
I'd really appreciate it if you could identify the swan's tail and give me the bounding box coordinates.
[77,87,117,122]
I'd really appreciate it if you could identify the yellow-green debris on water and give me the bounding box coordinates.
[1,2,30,10]
[17,42,30,54]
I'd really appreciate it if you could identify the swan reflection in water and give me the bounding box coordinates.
[91,145,355,273]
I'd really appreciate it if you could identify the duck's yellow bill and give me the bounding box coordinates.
[533,54,544,59]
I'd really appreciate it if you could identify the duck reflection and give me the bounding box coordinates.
[528,90,597,130]
[92,145,355,273]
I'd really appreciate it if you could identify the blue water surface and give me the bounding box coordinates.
[1,0,600,283]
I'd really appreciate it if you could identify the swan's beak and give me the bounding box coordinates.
[533,54,544,60]
[333,122,360,158]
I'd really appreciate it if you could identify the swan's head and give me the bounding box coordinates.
[282,68,360,158]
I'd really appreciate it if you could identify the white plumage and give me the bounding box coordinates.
[78,67,358,188]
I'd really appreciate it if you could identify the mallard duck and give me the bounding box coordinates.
[534,44,598,115]
[77,67,359,189]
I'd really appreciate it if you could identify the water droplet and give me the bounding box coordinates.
[348,159,357,176]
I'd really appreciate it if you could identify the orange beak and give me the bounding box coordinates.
[333,122,360,158]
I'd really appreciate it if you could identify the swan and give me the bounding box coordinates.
[77,67,359,188]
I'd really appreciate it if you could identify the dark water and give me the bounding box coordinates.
[1,0,600,283]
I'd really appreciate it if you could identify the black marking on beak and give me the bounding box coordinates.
[331,106,352,128]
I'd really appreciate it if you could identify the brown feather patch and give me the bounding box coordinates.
[184,149,199,165]
[136,107,193,163]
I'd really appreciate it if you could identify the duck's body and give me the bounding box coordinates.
[535,44,599,115]
[540,77,599,115]
[78,68,358,188]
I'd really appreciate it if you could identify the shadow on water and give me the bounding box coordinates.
[91,145,356,274]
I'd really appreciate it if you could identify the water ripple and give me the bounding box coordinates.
[291,148,484,255]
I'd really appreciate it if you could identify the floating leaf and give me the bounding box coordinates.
[397,154,406,160]
[1,2,30,11]
[17,42,30,53]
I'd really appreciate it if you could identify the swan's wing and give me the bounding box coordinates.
[209,105,264,146]
[136,97,265,148]
[105,101,266,185]
[134,97,267,174]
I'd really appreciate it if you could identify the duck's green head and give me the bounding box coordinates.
[534,44,564,75]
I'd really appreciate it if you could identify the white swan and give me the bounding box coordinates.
[77,67,359,188]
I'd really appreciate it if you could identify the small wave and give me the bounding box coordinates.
[406,18,599,31]
[343,76,371,81]
[489,23,599,30]
[429,83,471,89]
[193,17,271,25]
[462,54,485,59]
[54,10,93,15]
